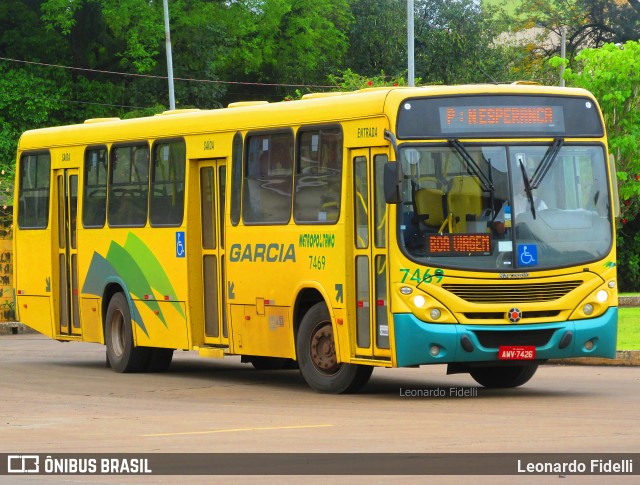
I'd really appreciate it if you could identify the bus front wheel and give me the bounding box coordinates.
[296,302,372,393]
[469,363,538,388]
[248,356,297,370]
[105,292,151,373]
[146,348,174,372]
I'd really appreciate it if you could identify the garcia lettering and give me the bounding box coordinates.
[229,243,296,263]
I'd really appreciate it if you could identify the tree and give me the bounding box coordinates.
[345,0,406,78]
[513,0,640,63]
[0,0,356,194]
[41,0,164,73]
[560,41,640,219]
[210,0,353,101]
[347,0,518,85]
[0,0,69,200]
[413,0,513,85]
[558,41,640,290]
[327,68,410,91]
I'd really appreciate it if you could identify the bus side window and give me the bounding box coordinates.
[108,143,149,227]
[17,152,51,229]
[294,127,342,224]
[242,131,293,224]
[150,139,186,227]
[83,147,107,228]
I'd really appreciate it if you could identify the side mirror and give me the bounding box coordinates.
[608,154,620,218]
[384,161,403,204]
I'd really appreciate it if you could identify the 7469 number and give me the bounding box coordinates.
[309,255,326,270]
[399,268,444,284]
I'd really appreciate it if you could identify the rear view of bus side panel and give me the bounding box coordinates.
[77,137,191,352]
[14,150,56,337]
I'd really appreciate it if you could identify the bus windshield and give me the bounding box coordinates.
[398,143,613,271]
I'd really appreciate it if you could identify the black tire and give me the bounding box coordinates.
[105,292,151,373]
[146,348,174,372]
[296,302,373,393]
[469,363,539,388]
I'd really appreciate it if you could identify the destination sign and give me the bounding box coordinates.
[439,106,564,134]
[396,95,604,138]
[428,234,491,256]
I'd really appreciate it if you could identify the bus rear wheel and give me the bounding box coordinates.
[296,302,372,394]
[105,292,151,373]
[469,363,538,388]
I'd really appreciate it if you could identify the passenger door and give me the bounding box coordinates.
[55,169,80,336]
[351,148,390,360]
[199,160,228,346]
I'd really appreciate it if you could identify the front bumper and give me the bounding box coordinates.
[394,307,618,367]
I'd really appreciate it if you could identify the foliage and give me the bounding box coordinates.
[210,0,353,100]
[0,0,353,179]
[487,1,640,84]
[41,0,164,73]
[346,0,407,78]
[0,64,68,205]
[559,41,640,220]
[414,0,515,85]
[327,69,410,91]
[510,0,640,65]
[345,0,519,85]
[617,218,640,292]
[556,41,640,291]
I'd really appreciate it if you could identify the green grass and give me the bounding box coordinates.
[618,307,640,350]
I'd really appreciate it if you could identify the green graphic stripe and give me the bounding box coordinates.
[82,233,187,337]
[81,252,150,336]
[124,233,186,319]
[106,242,167,328]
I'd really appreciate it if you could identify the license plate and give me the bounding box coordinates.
[498,346,536,360]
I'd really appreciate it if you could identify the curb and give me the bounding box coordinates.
[547,351,640,367]
[2,322,638,366]
[619,296,640,307]
[0,321,38,336]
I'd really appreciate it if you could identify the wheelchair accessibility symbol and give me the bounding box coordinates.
[176,231,186,258]
[517,244,537,267]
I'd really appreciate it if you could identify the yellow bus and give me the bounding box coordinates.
[13,84,618,393]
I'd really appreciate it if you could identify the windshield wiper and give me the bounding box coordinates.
[448,139,494,192]
[519,159,536,220]
[531,138,564,188]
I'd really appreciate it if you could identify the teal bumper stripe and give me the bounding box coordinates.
[394,308,618,367]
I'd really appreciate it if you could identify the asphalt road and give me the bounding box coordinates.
[1,334,638,484]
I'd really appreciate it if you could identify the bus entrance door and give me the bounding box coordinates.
[351,148,391,361]
[199,160,228,347]
[54,169,81,337]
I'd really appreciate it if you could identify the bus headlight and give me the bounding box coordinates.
[583,303,594,316]
[596,290,608,303]
[395,283,455,323]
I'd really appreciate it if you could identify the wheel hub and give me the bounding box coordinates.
[111,310,125,358]
[310,323,339,374]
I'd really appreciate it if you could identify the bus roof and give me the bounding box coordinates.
[17,84,598,151]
